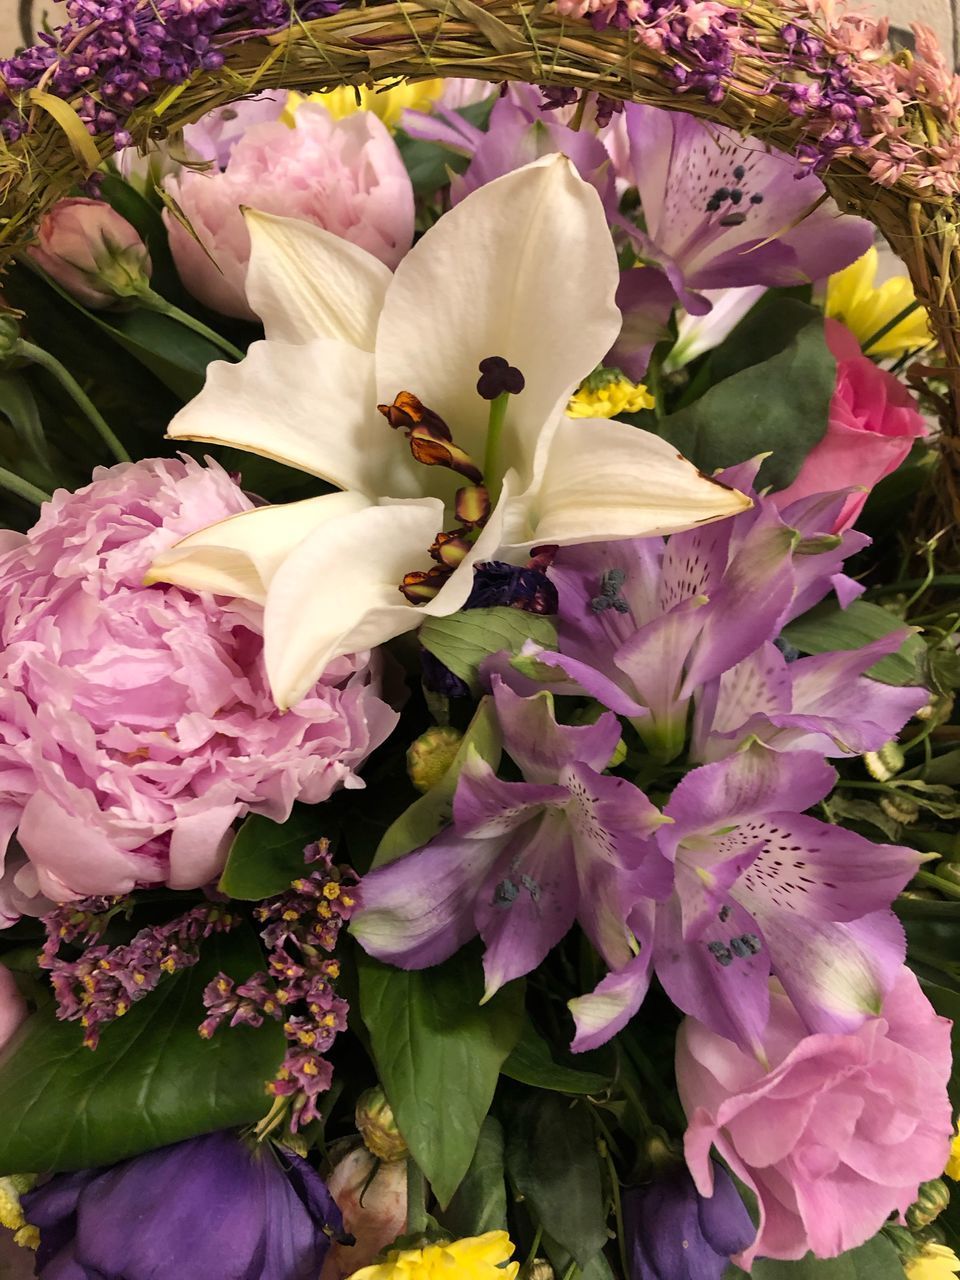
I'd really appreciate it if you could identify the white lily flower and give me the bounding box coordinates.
[149,156,750,709]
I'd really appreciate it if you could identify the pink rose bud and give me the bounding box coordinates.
[0,964,27,1050]
[320,1146,407,1279]
[29,198,152,310]
[770,319,927,532]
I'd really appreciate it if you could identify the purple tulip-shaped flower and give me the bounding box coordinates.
[623,1160,755,1280]
[22,1130,344,1280]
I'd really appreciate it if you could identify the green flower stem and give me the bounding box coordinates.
[138,288,246,361]
[914,869,960,901]
[16,340,130,463]
[405,1160,428,1236]
[862,300,923,355]
[483,391,510,498]
[521,1225,543,1277]
[0,465,51,506]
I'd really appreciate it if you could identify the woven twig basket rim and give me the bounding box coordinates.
[3,0,960,527]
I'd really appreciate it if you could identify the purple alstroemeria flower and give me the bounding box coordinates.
[352,679,670,1000]
[403,84,617,215]
[615,104,874,315]
[571,744,918,1056]
[623,1160,755,1280]
[22,1130,344,1280]
[514,465,923,766]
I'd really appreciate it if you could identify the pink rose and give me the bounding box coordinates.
[771,319,927,532]
[29,198,152,310]
[163,98,415,319]
[320,1147,407,1278]
[677,968,953,1269]
[0,963,26,1049]
[0,458,398,916]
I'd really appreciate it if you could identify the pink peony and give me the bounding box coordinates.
[163,99,415,319]
[0,963,26,1049]
[0,457,397,915]
[770,319,927,531]
[676,968,953,1269]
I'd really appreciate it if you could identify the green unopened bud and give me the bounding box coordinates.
[880,793,920,824]
[528,1262,556,1280]
[907,1178,951,1230]
[356,1086,408,1162]
[0,312,21,359]
[915,692,955,725]
[406,726,463,793]
[883,1222,923,1262]
[863,741,906,781]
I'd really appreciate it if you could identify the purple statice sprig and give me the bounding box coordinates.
[199,840,357,1132]
[39,896,241,1049]
[0,0,341,148]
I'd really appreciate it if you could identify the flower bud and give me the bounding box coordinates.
[29,198,152,309]
[356,1086,409,1162]
[863,741,906,781]
[527,1262,555,1280]
[0,311,21,360]
[906,1178,951,1229]
[320,1145,407,1280]
[406,726,463,794]
[879,793,920,825]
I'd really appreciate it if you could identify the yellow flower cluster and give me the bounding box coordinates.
[0,1175,38,1251]
[567,373,655,419]
[905,1244,960,1280]
[282,81,444,131]
[825,247,932,360]
[946,1121,960,1181]
[348,1231,519,1280]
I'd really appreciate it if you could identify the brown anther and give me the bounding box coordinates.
[379,392,483,484]
[455,484,491,529]
[429,530,472,568]
[377,391,452,441]
[399,565,451,603]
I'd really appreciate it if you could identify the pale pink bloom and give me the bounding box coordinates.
[677,968,953,1269]
[320,1147,407,1278]
[683,1,726,39]
[770,319,926,531]
[0,964,26,1049]
[163,99,414,319]
[29,198,151,310]
[0,458,397,915]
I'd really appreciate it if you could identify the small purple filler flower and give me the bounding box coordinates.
[22,1130,345,1280]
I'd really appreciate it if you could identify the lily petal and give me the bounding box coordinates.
[167,338,423,499]
[376,155,621,480]
[503,416,752,548]
[245,209,391,349]
[146,491,372,604]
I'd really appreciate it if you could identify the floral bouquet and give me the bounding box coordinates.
[0,0,959,1277]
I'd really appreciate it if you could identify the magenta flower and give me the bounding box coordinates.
[163,97,415,319]
[770,320,928,532]
[0,458,397,915]
[352,679,670,1000]
[615,105,874,314]
[676,968,954,1266]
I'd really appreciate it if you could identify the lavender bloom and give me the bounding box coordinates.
[22,1130,344,1280]
[614,105,873,316]
[624,1160,755,1280]
[571,744,918,1055]
[353,679,670,1001]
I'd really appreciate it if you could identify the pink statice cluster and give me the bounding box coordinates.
[0,458,397,918]
[201,841,356,1130]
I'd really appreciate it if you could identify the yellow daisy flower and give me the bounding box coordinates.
[282,81,444,131]
[825,246,932,359]
[905,1243,960,1280]
[946,1120,960,1181]
[347,1231,520,1279]
[567,370,655,419]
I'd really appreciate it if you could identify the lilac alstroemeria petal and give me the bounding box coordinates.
[736,813,919,922]
[655,891,772,1059]
[400,105,485,155]
[691,643,792,761]
[475,810,579,999]
[614,596,710,740]
[607,266,678,380]
[351,829,502,968]
[526,648,647,719]
[759,909,907,1036]
[452,750,566,837]
[569,921,655,1053]
[492,679,620,780]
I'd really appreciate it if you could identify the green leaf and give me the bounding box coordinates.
[0,373,48,467]
[725,1234,905,1278]
[782,599,926,686]
[501,1021,611,1096]
[543,1235,615,1280]
[0,928,284,1173]
[358,947,524,1207]
[419,607,557,695]
[661,303,835,491]
[99,172,189,307]
[441,1115,509,1238]
[372,698,501,870]
[219,804,337,900]
[504,1093,608,1266]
